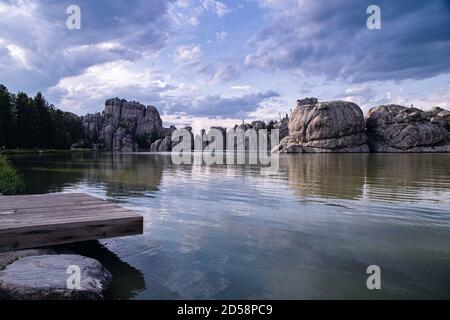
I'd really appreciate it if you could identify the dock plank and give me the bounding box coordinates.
[0,193,143,252]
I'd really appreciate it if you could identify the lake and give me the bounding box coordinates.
[9,152,450,299]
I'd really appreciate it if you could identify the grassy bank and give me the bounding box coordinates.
[0,154,25,194]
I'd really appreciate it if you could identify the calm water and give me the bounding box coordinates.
[9,152,450,299]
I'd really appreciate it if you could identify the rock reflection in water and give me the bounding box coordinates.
[8,152,450,299]
[284,154,368,200]
[282,153,450,204]
[10,152,167,198]
[365,154,450,203]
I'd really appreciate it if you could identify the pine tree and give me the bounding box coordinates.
[0,84,84,150]
[34,92,53,149]
[0,85,13,148]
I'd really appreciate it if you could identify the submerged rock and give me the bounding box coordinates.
[277,98,369,153]
[0,254,112,300]
[366,105,450,152]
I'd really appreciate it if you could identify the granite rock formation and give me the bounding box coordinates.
[82,98,169,151]
[171,126,195,151]
[366,105,450,152]
[276,98,369,153]
[220,119,288,151]
[80,97,449,154]
[150,136,172,152]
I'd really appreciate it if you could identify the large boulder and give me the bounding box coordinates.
[277,98,369,153]
[0,254,112,300]
[366,105,450,152]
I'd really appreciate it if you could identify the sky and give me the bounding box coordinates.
[0,0,449,130]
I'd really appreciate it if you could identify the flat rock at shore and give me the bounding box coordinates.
[0,253,112,300]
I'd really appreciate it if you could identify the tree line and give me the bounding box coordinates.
[0,84,83,149]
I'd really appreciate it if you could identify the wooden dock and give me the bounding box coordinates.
[0,193,143,252]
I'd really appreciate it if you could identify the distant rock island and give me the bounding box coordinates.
[80,97,289,152]
[79,97,450,153]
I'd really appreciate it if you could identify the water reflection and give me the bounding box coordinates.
[11,152,450,205]
[10,152,167,197]
[8,152,450,299]
[284,154,368,200]
[283,153,450,204]
[365,154,450,203]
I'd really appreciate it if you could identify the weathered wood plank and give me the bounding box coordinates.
[0,193,143,252]
[0,202,123,215]
[0,209,137,228]
[0,195,108,210]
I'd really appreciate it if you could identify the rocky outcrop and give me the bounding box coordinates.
[251,120,266,131]
[271,117,289,141]
[172,126,194,151]
[82,98,169,151]
[0,251,112,300]
[276,98,369,153]
[150,136,172,152]
[366,105,450,152]
[80,96,449,154]
[208,126,227,149]
[81,97,291,152]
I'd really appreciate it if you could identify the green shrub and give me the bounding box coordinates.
[0,154,25,195]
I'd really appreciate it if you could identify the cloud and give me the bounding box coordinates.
[189,16,200,26]
[247,0,450,82]
[338,84,379,112]
[1,0,448,122]
[0,0,173,92]
[4,43,32,70]
[247,96,290,121]
[48,60,178,114]
[49,58,277,120]
[206,62,241,83]
[164,90,280,118]
[230,85,252,91]
[202,0,232,17]
[216,31,228,41]
[161,114,240,134]
[380,84,450,110]
[168,0,232,30]
[173,45,203,64]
